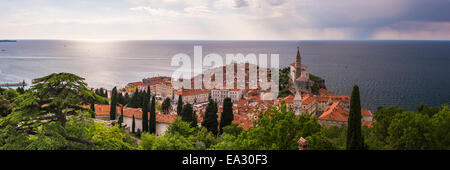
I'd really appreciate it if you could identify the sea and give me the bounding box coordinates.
[0,40,449,111]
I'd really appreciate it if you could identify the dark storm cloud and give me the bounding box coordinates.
[404,0,450,22]
[266,0,285,6]
[233,0,249,8]
[292,0,450,39]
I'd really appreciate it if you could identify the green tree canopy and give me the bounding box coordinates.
[0,73,139,150]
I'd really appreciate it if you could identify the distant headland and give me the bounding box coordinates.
[0,40,17,42]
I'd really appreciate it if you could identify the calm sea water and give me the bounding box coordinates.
[0,40,449,111]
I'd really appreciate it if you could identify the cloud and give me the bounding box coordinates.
[130,6,183,17]
[233,0,249,8]
[1,0,450,40]
[372,21,450,40]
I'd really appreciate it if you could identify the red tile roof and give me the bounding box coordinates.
[317,96,330,102]
[318,88,332,95]
[84,105,177,124]
[302,96,315,105]
[361,109,373,117]
[318,102,373,126]
[361,121,373,127]
[176,89,209,96]
[318,102,348,122]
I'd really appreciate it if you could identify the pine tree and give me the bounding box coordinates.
[177,95,183,116]
[202,98,218,135]
[346,85,364,150]
[110,87,117,120]
[220,97,233,133]
[149,96,156,134]
[132,114,136,133]
[142,91,149,132]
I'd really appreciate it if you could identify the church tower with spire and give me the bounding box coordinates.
[294,90,302,116]
[295,46,301,79]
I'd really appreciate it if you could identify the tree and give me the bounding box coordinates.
[129,89,139,108]
[387,111,433,149]
[0,94,13,117]
[430,105,450,149]
[212,102,321,150]
[118,104,124,126]
[372,106,404,143]
[0,73,114,149]
[117,92,124,105]
[346,85,364,150]
[140,118,196,150]
[202,99,218,135]
[2,88,19,102]
[181,104,196,127]
[90,99,96,118]
[191,127,217,150]
[306,134,337,150]
[221,123,243,137]
[220,97,233,133]
[149,96,156,134]
[132,114,136,133]
[140,133,194,150]
[142,91,149,132]
[124,93,130,106]
[166,117,196,137]
[177,95,183,116]
[162,97,171,114]
[110,87,117,120]
[16,87,25,94]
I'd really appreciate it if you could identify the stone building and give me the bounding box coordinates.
[174,89,209,105]
[211,88,243,105]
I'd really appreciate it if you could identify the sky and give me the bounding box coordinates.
[0,0,449,40]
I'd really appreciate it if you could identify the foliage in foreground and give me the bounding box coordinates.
[1,72,449,150]
[0,73,137,150]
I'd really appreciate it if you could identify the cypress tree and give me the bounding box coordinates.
[181,103,196,127]
[90,101,96,118]
[220,97,233,133]
[177,95,183,116]
[192,110,198,128]
[118,93,124,105]
[142,92,149,132]
[124,92,130,106]
[162,97,171,114]
[137,89,144,108]
[118,105,124,126]
[202,99,218,135]
[132,114,136,133]
[346,85,364,150]
[110,87,117,120]
[130,89,139,108]
[149,96,156,134]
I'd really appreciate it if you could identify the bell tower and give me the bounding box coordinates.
[295,46,301,79]
[294,90,302,116]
